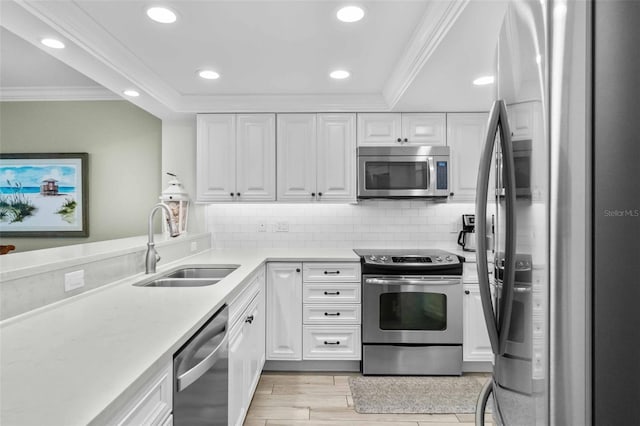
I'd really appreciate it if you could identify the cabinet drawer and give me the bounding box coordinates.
[229,268,263,329]
[303,304,361,325]
[303,263,361,282]
[303,326,361,360]
[303,283,360,303]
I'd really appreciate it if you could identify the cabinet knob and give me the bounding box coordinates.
[449,192,455,197]
[296,268,301,273]
[230,192,234,197]
[318,192,323,197]
[236,192,241,196]
[311,192,316,197]
[396,138,402,143]
[404,138,408,142]
[465,290,470,295]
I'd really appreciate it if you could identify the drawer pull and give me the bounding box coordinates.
[324,291,341,295]
[324,312,341,316]
[324,341,341,345]
[324,270,340,275]
[245,315,254,324]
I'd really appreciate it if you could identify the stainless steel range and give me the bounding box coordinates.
[354,249,464,376]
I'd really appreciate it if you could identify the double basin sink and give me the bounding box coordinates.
[134,265,239,288]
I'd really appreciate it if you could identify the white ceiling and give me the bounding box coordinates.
[0,0,507,119]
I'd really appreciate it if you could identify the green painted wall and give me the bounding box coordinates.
[0,101,161,253]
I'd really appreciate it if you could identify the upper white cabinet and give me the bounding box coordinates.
[446,113,488,201]
[507,103,534,140]
[277,113,356,202]
[357,113,445,146]
[197,114,275,202]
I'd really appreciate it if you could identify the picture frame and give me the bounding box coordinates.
[0,153,89,237]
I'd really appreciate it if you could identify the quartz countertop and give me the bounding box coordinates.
[0,248,359,426]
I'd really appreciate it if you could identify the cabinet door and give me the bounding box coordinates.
[247,276,265,396]
[266,263,303,360]
[447,113,488,201]
[236,114,276,201]
[228,323,247,426]
[196,114,236,202]
[463,284,494,362]
[316,113,356,202]
[401,113,446,145]
[356,113,402,146]
[277,114,317,201]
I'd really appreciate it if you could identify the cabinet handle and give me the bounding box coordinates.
[465,290,470,295]
[396,138,402,143]
[296,268,301,273]
[324,291,340,295]
[324,270,340,275]
[324,312,341,316]
[245,315,254,324]
[324,341,341,345]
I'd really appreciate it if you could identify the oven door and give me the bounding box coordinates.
[357,155,448,198]
[362,275,462,344]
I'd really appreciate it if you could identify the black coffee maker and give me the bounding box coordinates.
[457,214,476,252]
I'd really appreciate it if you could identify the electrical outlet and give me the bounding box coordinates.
[275,221,289,232]
[64,270,85,292]
[258,222,267,232]
[190,241,198,252]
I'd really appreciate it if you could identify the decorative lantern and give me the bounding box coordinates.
[159,172,189,235]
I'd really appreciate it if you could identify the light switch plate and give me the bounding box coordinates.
[190,241,198,252]
[64,270,85,292]
[275,221,289,232]
[258,223,267,232]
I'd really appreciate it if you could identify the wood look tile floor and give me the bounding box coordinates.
[244,372,493,426]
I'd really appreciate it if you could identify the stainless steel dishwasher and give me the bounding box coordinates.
[174,305,228,425]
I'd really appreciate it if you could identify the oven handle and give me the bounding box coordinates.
[364,277,460,286]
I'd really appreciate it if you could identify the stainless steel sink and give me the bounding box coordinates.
[140,278,221,287]
[133,265,240,287]
[165,267,238,279]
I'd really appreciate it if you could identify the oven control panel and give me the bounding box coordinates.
[362,253,460,266]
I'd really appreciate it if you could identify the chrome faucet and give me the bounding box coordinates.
[146,203,179,274]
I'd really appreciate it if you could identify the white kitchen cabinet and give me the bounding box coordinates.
[112,362,173,426]
[507,102,534,140]
[463,262,494,363]
[357,113,445,146]
[266,263,303,360]
[447,113,488,201]
[277,113,355,202]
[196,114,275,202]
[229,271,266,426]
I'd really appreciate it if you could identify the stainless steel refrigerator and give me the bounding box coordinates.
[474,0,640,425]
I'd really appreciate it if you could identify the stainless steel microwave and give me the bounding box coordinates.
[357,146,450,199]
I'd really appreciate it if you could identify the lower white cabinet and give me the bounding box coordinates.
[111,362,173,426]
[228,271,266,426]
[302,325,361,360]
[266,263,303,360]
[463,280,494,363]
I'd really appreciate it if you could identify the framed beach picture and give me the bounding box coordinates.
[0,153,88,237]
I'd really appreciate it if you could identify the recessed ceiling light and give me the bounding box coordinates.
[146,6,177,24]
[330,70,350,80]
[337,6,365,23]
[473,75,495,86]
[41,38,65,49]
[198,70,220,80]
[123,89,140,97]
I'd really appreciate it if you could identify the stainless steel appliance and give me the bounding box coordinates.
[354,249,463,375]
[474,1,640,425]
[357,146,450,199]
[174,306,228,426]
[457,214,476,252]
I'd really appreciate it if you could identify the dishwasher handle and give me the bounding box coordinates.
[176,332,228,392]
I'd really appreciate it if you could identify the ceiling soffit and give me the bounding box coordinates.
[1,0,470,119]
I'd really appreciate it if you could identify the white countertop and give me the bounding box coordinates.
[0,248,359,426]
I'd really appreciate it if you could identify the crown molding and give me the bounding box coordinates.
[383,0,470,109]
[0,86,120,101]
[178,93,390,113]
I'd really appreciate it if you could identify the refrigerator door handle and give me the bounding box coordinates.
[475,100,517,356]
